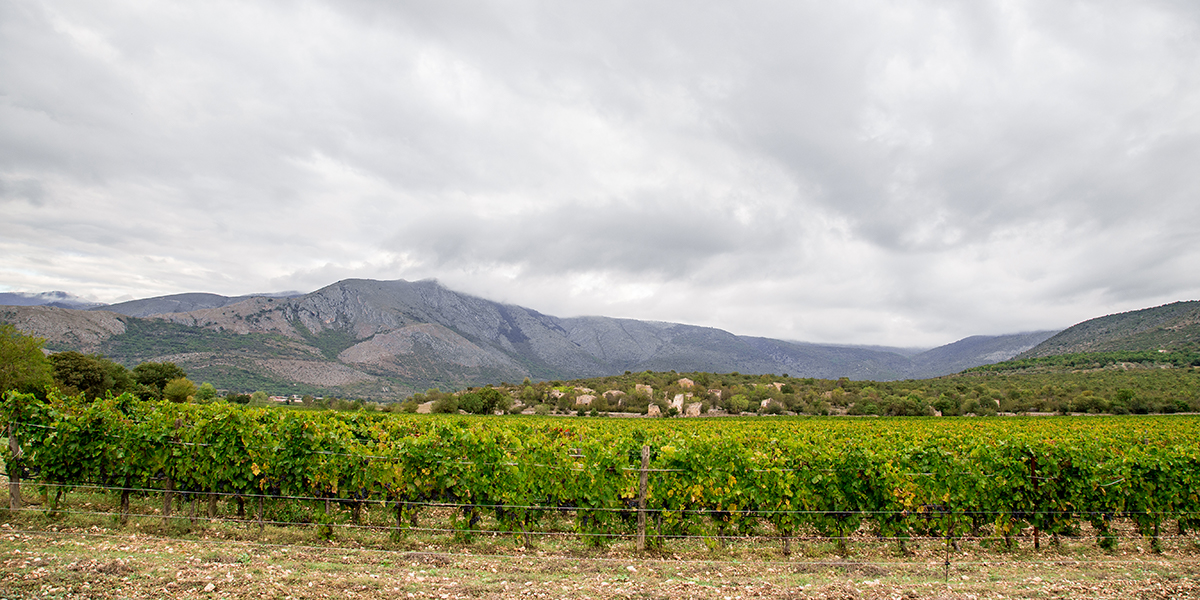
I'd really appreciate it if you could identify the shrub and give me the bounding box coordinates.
[432,396,459,413]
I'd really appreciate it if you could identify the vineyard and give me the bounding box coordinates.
[4,389,1200,558]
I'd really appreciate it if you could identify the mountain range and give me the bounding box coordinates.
[0,278,1079,398]
[0,291,104,310]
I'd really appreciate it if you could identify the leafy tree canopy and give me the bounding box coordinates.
[48,351,134,400]
[163,377,197,403]
[249,391,271,406]
[0,324,53,395]
[132,362,188,399]
[195,382,218,403]
[458,387,512,414]
[226,393,252,405]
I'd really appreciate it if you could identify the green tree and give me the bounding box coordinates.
[728,394,749,414]
[226,393,252,404]
[483,387,512,412]
[132,361,187,400]
[520,385,541,405]
[432,395,459,413]
[0,324,53,395]
[457,387,512,415]
[49,351,133,399]
[458,392,485,414]
[163,377,197,403]
[249,391,271,407]
[195,382,218,403]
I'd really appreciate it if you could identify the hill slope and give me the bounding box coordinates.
[1018,301,1200,359]
[100,291,304,317]
[908,331,1058,378]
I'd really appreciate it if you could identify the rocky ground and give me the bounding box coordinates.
[3,477,1199,599]
[3,518,1200,599]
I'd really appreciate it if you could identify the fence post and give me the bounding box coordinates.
[637,445,650,551]
[1031,454,1040,550]
[162,477,173,526]
[7,420,21,511]
[163,418,181,526]
[943,511,952,582]
[120,477,131,525]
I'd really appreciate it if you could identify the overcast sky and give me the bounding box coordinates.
[3,1,1199,347]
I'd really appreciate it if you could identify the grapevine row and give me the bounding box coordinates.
[4,390,1200,552]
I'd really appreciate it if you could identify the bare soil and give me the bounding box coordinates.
[3,515,1200,599]
[3,481,1200,599]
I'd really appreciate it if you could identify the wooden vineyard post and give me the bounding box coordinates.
[7,420,21,511]
[120,477,132,525]
[943,512,953,583]
[1031,454,1040,551]
[163,418,182,527]
[162,477,173,526]
[637,445,650,552]
[400,496,410,540]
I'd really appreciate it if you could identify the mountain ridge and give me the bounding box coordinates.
[0,291,105,309]
[1018,300,1200,359]
[4,278,1060,398]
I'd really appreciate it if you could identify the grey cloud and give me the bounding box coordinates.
[718,2,1200,251]
[389,191,795,278]
[0,177,45,205]
[2,0,1199,346]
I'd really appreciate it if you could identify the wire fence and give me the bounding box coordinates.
[4,478,1194,520]
[8,476,1200,591]
[5,479,1198,547]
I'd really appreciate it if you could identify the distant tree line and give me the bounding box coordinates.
[2,325,281,407]
[393,358,1200,417]
[965,350,1200,373]
[8,323,1199,417]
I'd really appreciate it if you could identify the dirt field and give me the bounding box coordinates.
[2,477,1199,599]
[3,514,1200,600]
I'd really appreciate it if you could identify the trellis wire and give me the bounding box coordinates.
[4,478,1184,519]
[9,505,1200,546]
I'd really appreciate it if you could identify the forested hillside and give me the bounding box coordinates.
[1019,300,1200,358]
